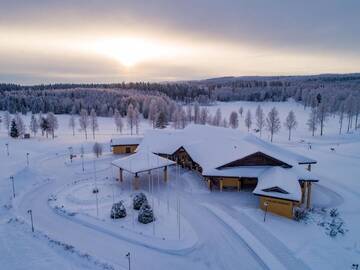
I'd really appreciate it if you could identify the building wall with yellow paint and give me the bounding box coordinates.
[112,145,138,154]
[259,196,294,219]
[219,177,241,191]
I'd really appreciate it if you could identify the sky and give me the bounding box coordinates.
[1,0,360,84]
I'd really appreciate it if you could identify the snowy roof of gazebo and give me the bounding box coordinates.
[110,136,143,146]
[111,151,176,174]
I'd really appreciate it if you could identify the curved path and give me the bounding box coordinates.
[15,151,265,270]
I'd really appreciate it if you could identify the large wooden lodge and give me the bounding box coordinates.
[112,125,318,219]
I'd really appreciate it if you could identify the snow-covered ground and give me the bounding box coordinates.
[1,100,359,270]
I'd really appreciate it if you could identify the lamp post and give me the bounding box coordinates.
[27,209,34,232]
[68,147,73,163]
[26,152,30,166]
[263,202,269,222]
[10,176,15,198]
[5,143,9,156]
[125,252,131,270]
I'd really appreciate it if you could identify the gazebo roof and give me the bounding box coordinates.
[111,151,176,174]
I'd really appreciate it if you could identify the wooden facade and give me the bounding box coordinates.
[112,144,138,154]
[218,152,291,169]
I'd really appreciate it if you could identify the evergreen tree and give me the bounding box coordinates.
[10,119,19,138]
[155,111,167,129]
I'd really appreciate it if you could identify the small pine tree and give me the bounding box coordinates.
[155,112,167,129]
[10,119,19,138]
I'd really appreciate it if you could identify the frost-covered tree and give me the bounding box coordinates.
[239,107,243,117]
[14,113,25,137]
[155,111,167,129]
[221,118,228,128]
[69,106,76,136]
[40,116,49,137]
[317,102,328,136]
[193,102,200,124]
[199,107,208,125]
[108,107,114,117]
[3,111,11,136]
[30,113,39,136]
[339,103,345,135]
[47,112,58,139]
[114,109,123,133]
[307,108,318,136]
[244,110,252,132]
[90,108,99,139]
[255,105,265,137]
[229,111,239,129]
[344,95,355,133]
[186,105,192,124]
[148,100,158,128]
[212,108,222,126]
[134,106,140,135]
[284,110,297,141]
[127,104,135,135]
[266,107,281,142]
[93,142,103,158]
[79,109,90,140]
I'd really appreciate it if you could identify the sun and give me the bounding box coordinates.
[92,37,174,67]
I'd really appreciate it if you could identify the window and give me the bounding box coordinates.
[262,186,289,194]
[125,147,131,153]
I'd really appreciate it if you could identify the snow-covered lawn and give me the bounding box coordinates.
[1,100,360,270]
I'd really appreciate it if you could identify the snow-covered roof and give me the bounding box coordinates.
[110,136,143,146]
[111,151,175,174]
[253,167,302,201]
[137,125,316,171]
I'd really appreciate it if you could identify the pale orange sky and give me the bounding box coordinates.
[1,1,359,84]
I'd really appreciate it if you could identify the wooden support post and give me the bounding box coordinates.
[163,166,168,182]
[220,179,223,192]
[119,168,123,182]
[307,164,311,171]
[306,182,312,209]
[237,180,240,192]
[133,173,140,190]
[301,182,305,204]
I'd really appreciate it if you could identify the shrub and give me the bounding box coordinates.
[133,192,147,210]
[110,201,126,219]
[138,203,154,224]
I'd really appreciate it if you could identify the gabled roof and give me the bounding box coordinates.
[253,166,302,201]
[110,136,143,146]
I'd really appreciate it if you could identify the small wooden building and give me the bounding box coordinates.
[110,136,143,154]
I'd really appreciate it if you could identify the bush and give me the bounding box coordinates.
[138,203,155,224]
[110,201,126,219]
[329,208,339,217]
[133,192,147,210]
[294,207,308,221]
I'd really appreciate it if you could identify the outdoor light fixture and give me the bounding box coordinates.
[263,201,269,222]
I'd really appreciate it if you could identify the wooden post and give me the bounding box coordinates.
[306,182,312,209]
[133,173,140,190]
[301,182,305,203]
[163,166,168,182]
[119,168,123,182]
[307,164,311,171]
[220,179,223,192]
[237,180,240,192]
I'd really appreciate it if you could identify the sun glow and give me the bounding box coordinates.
[92,37,179,67]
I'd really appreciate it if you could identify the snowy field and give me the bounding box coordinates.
[1,100,360,270]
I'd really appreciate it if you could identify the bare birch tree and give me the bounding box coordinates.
[127,104,135,135]
[114,109,123,133]
[266,107,281,142]
[245,110,252,132]
[90,108,98,139]
[307,107,318,136]
[229,111,239,129]
[255,105,265,137]
[284,110,297,141]
[79,109,90,140]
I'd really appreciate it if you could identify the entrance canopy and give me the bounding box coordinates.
[111,151,176,174]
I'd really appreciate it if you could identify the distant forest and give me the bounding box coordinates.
[0,73,359,116]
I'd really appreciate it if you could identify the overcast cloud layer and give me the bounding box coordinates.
[1,0,360,84]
